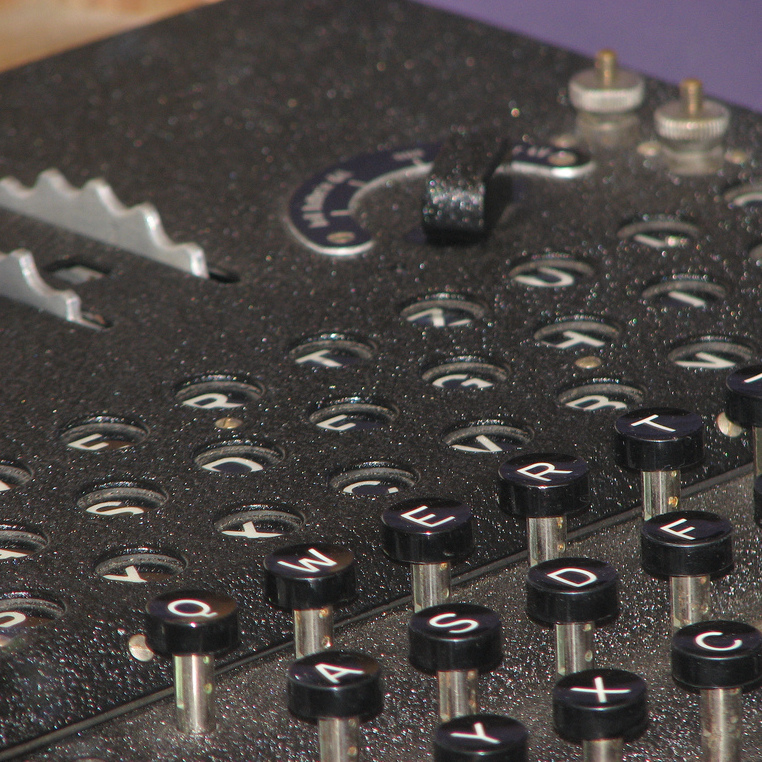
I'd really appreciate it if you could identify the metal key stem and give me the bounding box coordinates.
[412,562,451,612]
[318,717,360,762]
[642,470,680,520]
[700,688,742,762]
[528,516,566,567]
[294,607,333,658]
[438,669,478,722]
[173,654,215,734]
[583,738,624,762]
[753,427,762,478]
[670,575,710,631]
[555,621,595,676]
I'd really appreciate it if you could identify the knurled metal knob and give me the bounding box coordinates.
[654,79,729,144]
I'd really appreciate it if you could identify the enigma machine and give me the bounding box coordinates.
[0,1,762,760]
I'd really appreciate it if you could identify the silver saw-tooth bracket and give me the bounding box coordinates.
[0,169,209,278]
[0,250,102,329]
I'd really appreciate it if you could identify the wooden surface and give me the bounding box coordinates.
[0,0,217,72]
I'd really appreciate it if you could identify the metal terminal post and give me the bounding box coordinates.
[641,469,680,520]
[654,78,730,174]
[318,717,361,762]
[700,687,742,762]
[681,78,704,117]
[595,49,617,87]
[438,669,479,722]
[528,515,566,567]
[583,738,624,762]
[173,654,215,734]
[294,607,333,658]
[670,575,710,631]
[568,48,644,145]
[412,562,451,612]
[556,621,595,676]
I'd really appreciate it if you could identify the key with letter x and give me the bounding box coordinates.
[553,668,648,762]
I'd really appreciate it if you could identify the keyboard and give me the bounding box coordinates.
[0,1,760,759]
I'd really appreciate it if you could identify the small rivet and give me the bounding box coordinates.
[551,133,578,149]
[128,634,155,662]
[716,412,743,438]
[549,150,576,167]
[327,231,356,244]
[725,149,750,165]
[575,356,603,370]
[637,140,661,157]
[215,416,243,430]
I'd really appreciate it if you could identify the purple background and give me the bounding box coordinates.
[414,0,762,112]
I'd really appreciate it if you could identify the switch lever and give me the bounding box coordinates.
[422,129,508,244]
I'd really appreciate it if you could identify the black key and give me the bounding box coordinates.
[615,407,703,520]
[382,497,473,611]
[145,589,239,734]
[264,543,356,658]
[527,557,618,676]
[409,603,502,722]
